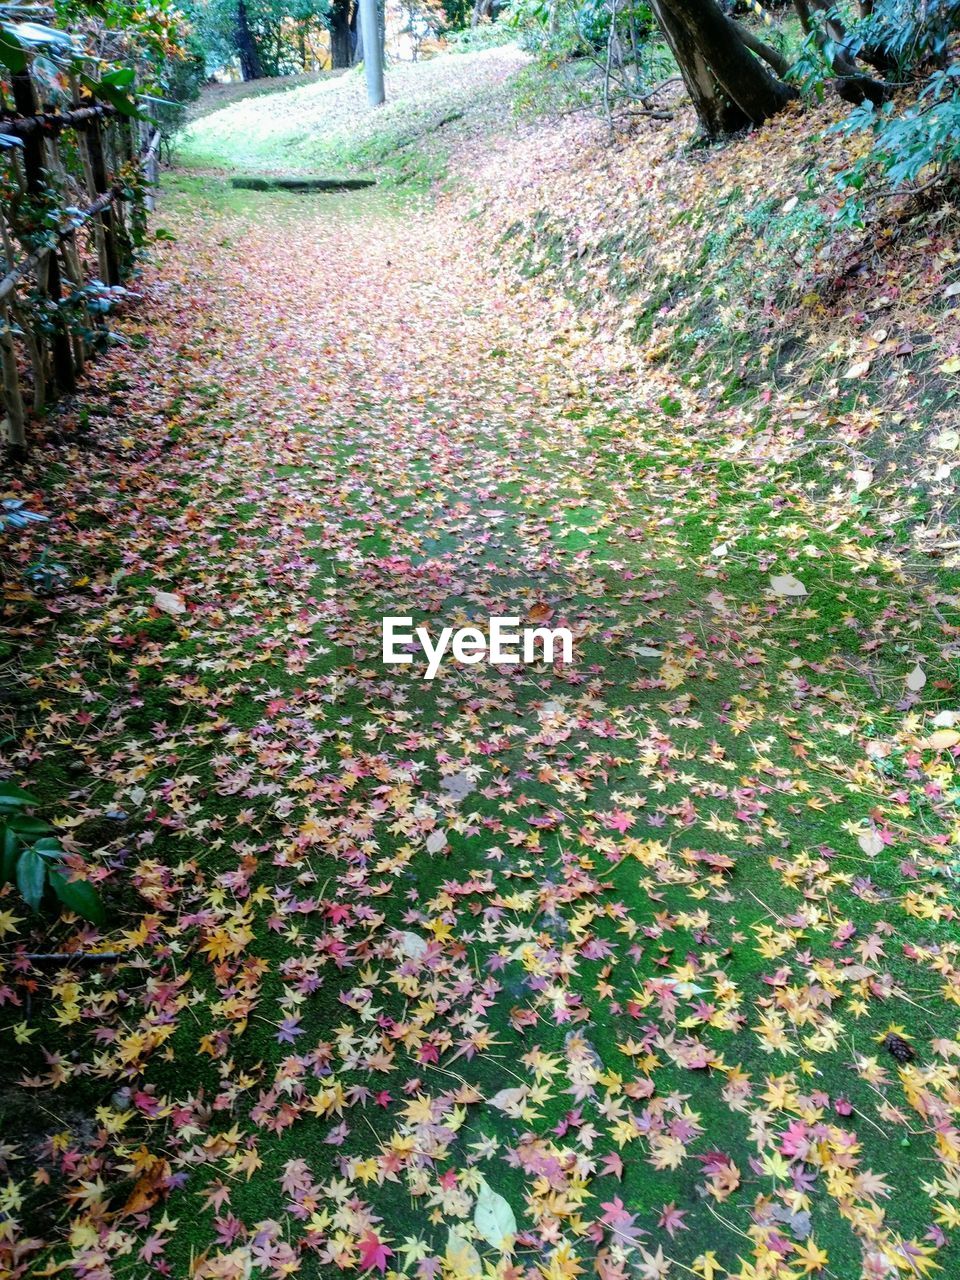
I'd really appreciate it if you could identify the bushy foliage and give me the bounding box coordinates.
[854,0,960,71]
[187,0,330,78]
[837,66,960,210]
[507,0,651,63]
[42,0,202,128]
[1,782,103,922]
[830,0,960,219]
[505,0,662,120]
[450,14,517,49]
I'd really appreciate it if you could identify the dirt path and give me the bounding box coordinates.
[3,167,960,1280]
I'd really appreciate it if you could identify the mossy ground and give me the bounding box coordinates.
[2,50,960,1280]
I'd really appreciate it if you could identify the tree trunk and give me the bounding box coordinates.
[793,0,892,92]
[653,0,798,134]
[793,0,856,72]
[329,0,353,68]
[649,0,749,135]
[353,0,384,70]
[236,0,263,80]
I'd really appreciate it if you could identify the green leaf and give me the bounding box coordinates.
[49,870,104,924]
[8,815,53,836]
[13,22,77,50]
[98,82,142,118]
[0,782,38,810]
[80,73,142,119]
[1,825,20,885]
[32,836,67,863]
[16,846,47,911]
[0,26,27,73]
[101,65,135,88]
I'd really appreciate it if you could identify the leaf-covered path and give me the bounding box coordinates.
[5,129,960,1280]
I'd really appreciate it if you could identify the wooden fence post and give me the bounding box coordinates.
[0,62,156,455]
[10,70,75,395]
[0,206,27,456]
[110,115,134,273]
[85,111,121,286]
[47,133,87,379]
[0,302,27,456]
[142,125,160,212]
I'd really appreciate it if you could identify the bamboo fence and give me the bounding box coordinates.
[0,53,158,458]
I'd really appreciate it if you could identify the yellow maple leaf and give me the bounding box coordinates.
[692,1253,721,1280]
[792,1238,829,1274]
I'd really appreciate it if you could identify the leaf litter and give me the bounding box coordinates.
[1,54,960,1280]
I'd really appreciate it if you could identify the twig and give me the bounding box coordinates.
[0,188,120,304]
[619,108,675,121]
[23,950,122,962]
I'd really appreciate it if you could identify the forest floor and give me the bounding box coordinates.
[185,71,348,124]
[3,47,960,1280]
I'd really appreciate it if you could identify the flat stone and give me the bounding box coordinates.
[230,175,376,193]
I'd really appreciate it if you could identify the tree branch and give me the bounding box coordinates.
[731,18,792,79]
[793,0,891,100]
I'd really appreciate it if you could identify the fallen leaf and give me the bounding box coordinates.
[473,1177,517,1251]
[770,573,807,597]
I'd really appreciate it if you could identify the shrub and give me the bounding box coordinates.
[0,783,104,923]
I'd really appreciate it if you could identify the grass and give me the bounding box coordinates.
[176,47,527,188]
[185,70,349,124]
[494,60,960,536]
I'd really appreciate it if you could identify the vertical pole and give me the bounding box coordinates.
[143,129,160,213]
[0,206,27,457]
[86,112,121,285]
[0,303,27,457]
[359,0,385,106]
[71,73,109,283]
[46,134,86,378]
[11,70,75,394]
[107,116,133,273]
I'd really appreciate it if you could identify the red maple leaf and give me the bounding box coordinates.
[358,1232,393,1274]
[603,809,635,833]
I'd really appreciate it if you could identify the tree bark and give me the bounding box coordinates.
[654,0,798,133]
[735,19,791,79]
[236,0,263,81]
[353,0,384,72]
[357,0,385,104]
[793,0,856,72]
[649,0,749,135]
[793,0,892,91]
[354,0,363,63]
[329,0,353,68]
